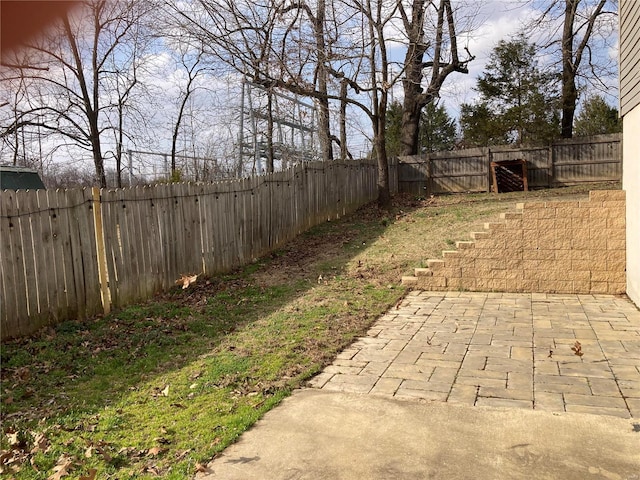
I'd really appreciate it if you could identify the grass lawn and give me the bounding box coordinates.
[0,182,618,479]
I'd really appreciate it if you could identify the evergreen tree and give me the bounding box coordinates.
[418,102,457,153]
[460,36,561,147]
[385,101,404,157]
[459,103,507,147]
[574,95,622,136]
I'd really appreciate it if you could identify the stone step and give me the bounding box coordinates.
[500,211,523,220]
[401,275,419,286]
[427,259,445,269]
[402,275,446,289]
[470,231,490,240]
[484,222,505,231]
[414,267,433,277]
[403,201,527,290]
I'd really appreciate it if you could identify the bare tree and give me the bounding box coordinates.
[398,0,474,156]
[102,16,155,187]
[167,46,208,176]
[167,0,407,205]
[525,0,617,138]
[0,0,153,187]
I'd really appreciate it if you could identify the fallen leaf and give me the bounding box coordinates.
[571,341,584,357]
[84,441,111,462]
[117,447,135,456]
[30,455,41,471]
[142,464,160,475]
[170,403,186,409]
[14,366,31,382]
[147,447,167,457]
[6,431,21,447]
[176,273,198,289]
[161,386,169,397]
[194,462,209,473]
[3,396,13,405]
[79,468,97,480]
[31,433,50,454]
[47,455,73,480]
[153,437,170,445]
[175,449,191,461]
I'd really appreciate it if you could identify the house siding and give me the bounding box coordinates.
[620,0,640,115]
[620,0,640,306]
[623,107,640,305]
[620,0,640,116]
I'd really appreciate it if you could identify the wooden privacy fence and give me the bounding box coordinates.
[1,158,396,340]
[398,133,621,195]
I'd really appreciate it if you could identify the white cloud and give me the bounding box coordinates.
[442,1,541,116]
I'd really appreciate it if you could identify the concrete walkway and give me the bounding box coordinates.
[199,293,640,479]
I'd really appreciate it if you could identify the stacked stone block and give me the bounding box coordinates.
[402,190,626,295]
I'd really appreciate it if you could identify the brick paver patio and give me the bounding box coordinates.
[309,291,640,418]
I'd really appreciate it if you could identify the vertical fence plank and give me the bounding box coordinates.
[40,191,57,322]
[47,190,70,320]
[0,191,19,337]
[101,189,117,307]
[146,185,163,291]
[156,184,172,289]
[15,191,38,332]
[6,191,30,331]
[32,190,52,326]
[202,183,216,274]
[92,187,110,315]
[66,189,89,319]
[59,190,79,318]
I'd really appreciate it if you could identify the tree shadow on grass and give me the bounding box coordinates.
[0,198,420,477]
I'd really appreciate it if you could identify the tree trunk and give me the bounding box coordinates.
[340,79,348,160]
[399,0,471,154]
[90,113,106,188]
[561,0,577,139]
[400,0,428,156]
[116,103,124,188]
[315,0,333,162]
[266,90,275,173]
[375,116,391,209]
[400,95,422,156]
[375,89,391,208]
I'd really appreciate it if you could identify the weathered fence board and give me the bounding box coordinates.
[1,158,389,340]
[398,134,621,195]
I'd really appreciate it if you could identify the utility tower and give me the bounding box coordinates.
[236,79,320,176]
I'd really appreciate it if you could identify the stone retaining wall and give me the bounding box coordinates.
[402,190,626,295]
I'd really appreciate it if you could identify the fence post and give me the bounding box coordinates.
[92,187,111,315]
[426,154,432,196]
[548,144,553,187]
[486,147,492,192]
